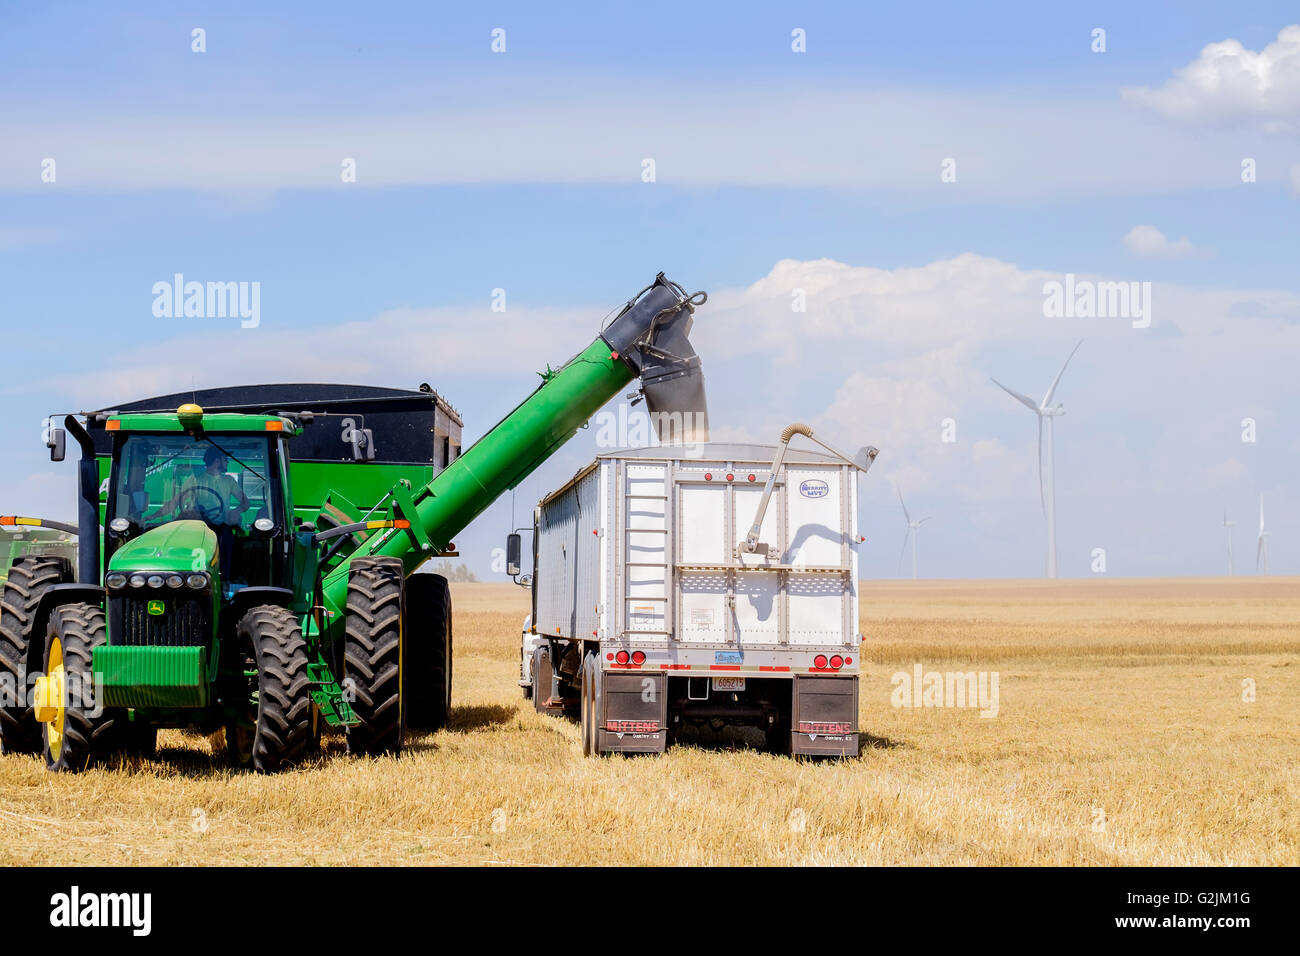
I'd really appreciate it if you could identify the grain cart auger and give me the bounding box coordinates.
[0,274,709,772]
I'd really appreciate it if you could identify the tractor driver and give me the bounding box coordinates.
[163,446,250,582]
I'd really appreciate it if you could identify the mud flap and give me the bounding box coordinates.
[791,675,859,757]
[597,672,667,753]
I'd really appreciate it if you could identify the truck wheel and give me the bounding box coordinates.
[39,603,124,773]
[532,644,553,715]
[344,557,405,756]
[0,556,68,755]
[402,573,452,732]
[225,605,312,772]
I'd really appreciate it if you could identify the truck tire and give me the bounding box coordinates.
[42,603,125,773]
[226,605,312,772]
[344,557,405,756]
[0,556,68,755]
[402,572,452,732]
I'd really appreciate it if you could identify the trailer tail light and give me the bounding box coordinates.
[844,657,853,666]
[704,473,712,481]
[726,473,734,482]
[615,650,629,665]
[830,655,844,670]
[747,474,755,482]
[631,650,646,665]
[813,654,828,669]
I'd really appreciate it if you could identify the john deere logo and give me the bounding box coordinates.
[147,600,165,616]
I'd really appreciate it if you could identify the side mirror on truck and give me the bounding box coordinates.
[506,532,522,577]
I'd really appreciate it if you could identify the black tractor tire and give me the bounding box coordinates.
[0,556,68,755]
[43,603,125,773]
[402,572,452,732]
[225,605,312,772]
[344,557,406,756]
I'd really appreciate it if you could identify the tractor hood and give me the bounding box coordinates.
[109,520,217,573]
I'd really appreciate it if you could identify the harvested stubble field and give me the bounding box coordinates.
[1,578,1296,866]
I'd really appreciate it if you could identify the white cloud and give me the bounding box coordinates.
[1122,225,1207,260]
[1122,25,1300,129]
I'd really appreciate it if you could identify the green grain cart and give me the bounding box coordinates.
[0,274,709,772]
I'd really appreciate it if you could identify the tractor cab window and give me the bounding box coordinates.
[113,434,278,535]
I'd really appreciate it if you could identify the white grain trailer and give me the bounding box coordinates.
[514,426,877,756]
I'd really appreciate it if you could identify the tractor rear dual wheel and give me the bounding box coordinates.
[226,605,313,773]
[0,556,67,755]
[344,557,405,756]
[403,572,452,732]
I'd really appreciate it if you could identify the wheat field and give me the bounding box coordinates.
[1,578,1296,866]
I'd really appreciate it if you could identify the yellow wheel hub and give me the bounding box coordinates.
[34,636,66,760]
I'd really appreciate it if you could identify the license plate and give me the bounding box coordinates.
[712,677,745,691]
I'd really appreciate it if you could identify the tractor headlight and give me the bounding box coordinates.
[146,574,164,589]
[254,517,274,532]
[129,574,147,588]
[109,517,130,533]
[186,573,209,590]
[105,572,127,590]
[166,574,184,588]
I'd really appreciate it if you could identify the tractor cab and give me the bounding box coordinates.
[103,404,296,598]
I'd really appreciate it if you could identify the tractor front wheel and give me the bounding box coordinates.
[226,605,312,772]
[344,557,405,756]
[39,603,123,772]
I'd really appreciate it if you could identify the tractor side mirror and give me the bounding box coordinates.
[47,427,66,462]
[506,533,522,577]
[350,427,376,461]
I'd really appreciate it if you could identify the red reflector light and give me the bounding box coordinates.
[615,650,629,665]
[726,473,734,482]
[606,653,614,661]
[631,650,646,665]
[704,473,712,481]
[830,655,844,670]
[813,654,828,669]
[844,657,853,666]
[747,474,755,482]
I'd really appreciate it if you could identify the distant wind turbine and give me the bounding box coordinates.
[991,340,1083,579]
[897,486,931,580]
[1222,511,1236,576]
[1257,495,1270,575]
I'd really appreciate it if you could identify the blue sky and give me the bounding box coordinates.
[2,2,1298,579]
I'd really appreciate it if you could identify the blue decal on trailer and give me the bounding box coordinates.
[799,479,829,499]
[715,651,743,664]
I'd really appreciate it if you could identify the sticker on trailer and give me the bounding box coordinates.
[798,479,830,499]
[631,606,657,629]
[690,608,715,629]
[712,677,745,691]
[714,650,743,664]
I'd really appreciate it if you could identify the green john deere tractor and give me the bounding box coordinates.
[0,273,710,772]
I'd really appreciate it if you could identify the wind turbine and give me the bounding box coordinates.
[897,486,931,580]
[991,340,1082,579]
[1222,511,1236,576]
[1256,495,1270,575]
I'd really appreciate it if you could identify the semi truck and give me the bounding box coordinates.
[0,273,709,771]
[516,424,878,757]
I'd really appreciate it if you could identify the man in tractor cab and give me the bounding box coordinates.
[161,446,250,581]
